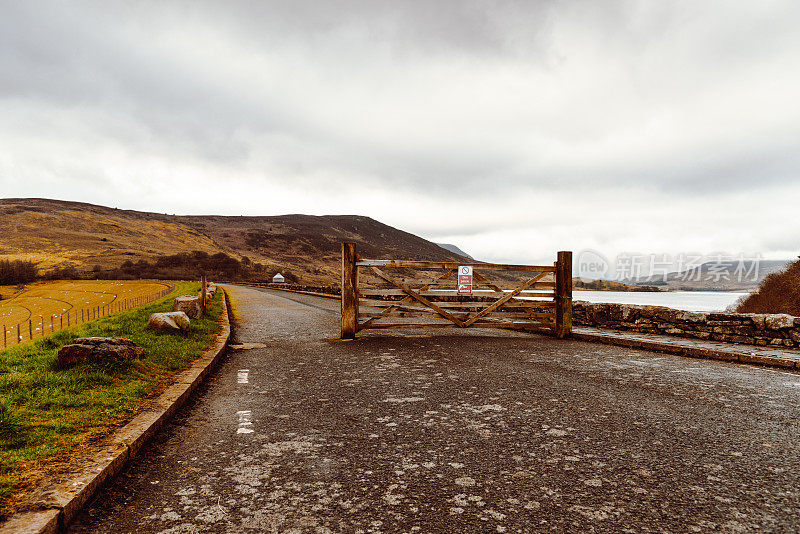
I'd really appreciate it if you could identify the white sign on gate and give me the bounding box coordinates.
[457,265,473,295]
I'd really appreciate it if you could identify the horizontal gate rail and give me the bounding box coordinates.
[340,243,572,339]
[355,260,556,271]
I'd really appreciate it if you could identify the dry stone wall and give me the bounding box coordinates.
[264,283,341,296]
[574,301,800,348]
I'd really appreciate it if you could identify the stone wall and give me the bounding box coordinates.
[264,283,341,297]
[573,301,800,348]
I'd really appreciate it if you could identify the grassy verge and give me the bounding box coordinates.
[0,281,224,519]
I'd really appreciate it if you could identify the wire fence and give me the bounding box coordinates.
[2,283,175,349]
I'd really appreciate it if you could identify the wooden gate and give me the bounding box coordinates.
[340,243,572,339]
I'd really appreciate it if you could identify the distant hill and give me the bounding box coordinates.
[0,198,470,284]
[435,243,474,260]
[574,278,662,292]
[623,259,791,291]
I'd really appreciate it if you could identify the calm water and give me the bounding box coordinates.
[572,290,749,312]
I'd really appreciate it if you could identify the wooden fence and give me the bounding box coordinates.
[341,243,572,339]
[1,282,175,349]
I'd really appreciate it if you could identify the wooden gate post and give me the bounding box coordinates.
[555,250,573,339]
[341,242,358,339]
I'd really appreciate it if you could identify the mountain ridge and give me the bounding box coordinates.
[621,259,790,291]
[0,198,469,284]
[435,243,474,260]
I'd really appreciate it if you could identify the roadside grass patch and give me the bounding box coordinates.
[0,281,224,519]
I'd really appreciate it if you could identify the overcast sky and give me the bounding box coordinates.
[2,1,799,266]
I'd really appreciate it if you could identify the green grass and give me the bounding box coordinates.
[0,281,224,517]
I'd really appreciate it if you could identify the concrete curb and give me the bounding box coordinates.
[572,330,800,370]
[2,289,232,534]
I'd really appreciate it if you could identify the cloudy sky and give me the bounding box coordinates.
[2,1,799,266]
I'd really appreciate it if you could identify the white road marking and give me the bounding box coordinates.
[236,410,254,434]
[237,369,250,384]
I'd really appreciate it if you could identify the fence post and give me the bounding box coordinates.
[28,320,32,341]
[341,242,358,339]
[3,325,5,348]
[51,315,54,332]
[17,324,21,343]
[200,274,207,314]
[555,250,573,339]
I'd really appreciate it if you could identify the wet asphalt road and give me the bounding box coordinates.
[69,285,800,533]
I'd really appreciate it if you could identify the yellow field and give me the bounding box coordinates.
[0,286,19,300]
[0,280,173,346]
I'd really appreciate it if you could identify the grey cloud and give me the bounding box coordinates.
[2,1,800,261]
[5,1,799,195]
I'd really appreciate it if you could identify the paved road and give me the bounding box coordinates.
[70,286,800,533]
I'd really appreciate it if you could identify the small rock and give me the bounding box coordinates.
[57,337,143,367]
[745,314,767,329]
[680,311,706,323]
[620,304,636,320]
[148,312,191,332]
[765,314,795,330]
[173,295,203,319]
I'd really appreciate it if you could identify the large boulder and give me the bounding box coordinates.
[148,311,190,332]
[57,337,144,368]
[174,295,203,318]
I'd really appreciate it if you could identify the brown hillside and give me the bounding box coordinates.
[0,199,225,270]
[0,198,468,284]
[736,259,800,316]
